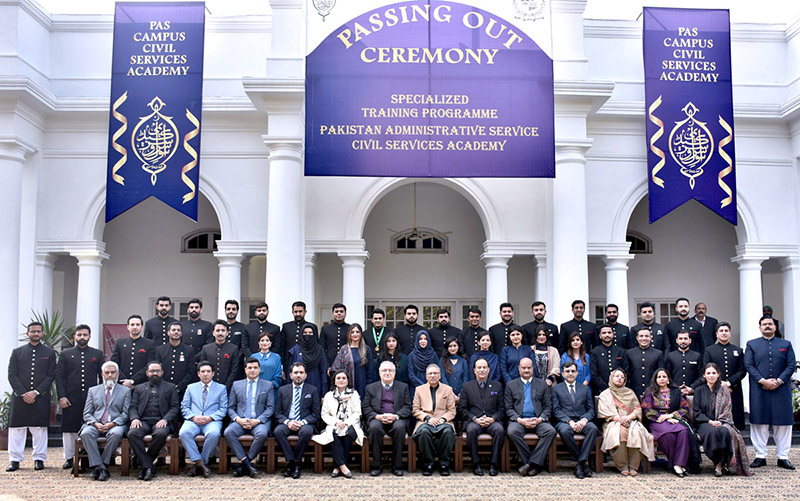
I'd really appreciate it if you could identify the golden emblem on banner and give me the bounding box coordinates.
[132,97,179,186]
[717,116,734,209]
[648,95,666,188]
[110,91,128,186]
[668,102,714,190]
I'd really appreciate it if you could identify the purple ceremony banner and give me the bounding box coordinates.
[643,7,736,224]
[305,0,554,178]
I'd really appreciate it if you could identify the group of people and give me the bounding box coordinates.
[5,296,796,480]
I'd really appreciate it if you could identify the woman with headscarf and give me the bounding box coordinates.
[693,363,752,477]
[374,332,408,384]
[407,330,443,397]
[330,323,374,398]
[286,323,328,394]
[532,327,560,387]
[313,370,364,478]
[468,332,500,383]
[597,368,655,476]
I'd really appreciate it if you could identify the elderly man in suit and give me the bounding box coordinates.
[224,357,275,477]
[179,361,228,477]
[127,361,179,481]
[551,361,598,479]
[274,362,320,479]
[79,361,132,481]
[505,357,556,477]
[362,360,412,477]
[459,357,504,476]
[412,363,457,476]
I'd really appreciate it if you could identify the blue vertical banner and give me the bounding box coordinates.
[643,8,736,224]
[105,2,205,222]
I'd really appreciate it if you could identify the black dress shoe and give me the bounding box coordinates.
[473,465,484,476]
[527,465,542,477]
[185,465,198,477]
[62,459,74,470]
[6,462,19,472]
[91,467,101,479]
[282,462,294,477]
[331,469,341,478]
[137,467,147,480]
[422,464,433,476]
[777,459,796,470]
[98,468,110,481]
[245,463,260,478]
[574,465,585,479]
[233,465,244,477]
[196,460,211,478]
[489,464,499,476]
[440,465,450,476]
[392,469,404,477]
[581,462,593,478]
[750,457,766,468]
[518,463,532,476]
[370,468,382,476]
[154,457,166,468]
[143,467,156,481]
[343,470,354,479]
[34,460,44,471]
[291,465,301,479]
[672,469,685,478]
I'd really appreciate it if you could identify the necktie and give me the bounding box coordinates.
[384,384,391,390]
[247,380,255,418]
[569,384,576,405]
[480,381,485,389]
[202,384,209,410]
[290,386,301,420]
[101,387,111,423]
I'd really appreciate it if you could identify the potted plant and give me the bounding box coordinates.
[0,392,11,450]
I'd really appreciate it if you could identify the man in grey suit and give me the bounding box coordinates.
[504,357,555,477]
[362,361,412,477]
[551,361,598,479]
[79,361,131,481]
[224,357,275,477]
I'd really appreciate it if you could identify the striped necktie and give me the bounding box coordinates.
[290,386,301,420]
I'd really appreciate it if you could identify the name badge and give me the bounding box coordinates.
[179,354,185,362]
[689,361,697,365]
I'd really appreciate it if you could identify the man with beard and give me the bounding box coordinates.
[279,301,314,362]
[625,329,664,399]
[180,298,214,356]
[365,308,388,355]
[589,323,628,396]
[702,322,746,429]
[665,298,704,355]
[427,309,462,356]
[762,305,783,339]
[273,362,320,479]
[462,308,487,359]
[559,300,597,353]
[197,320,242,392]
[522,301,559,348]
[630,302,668,352]
[154,322,195,399]
[692,302,718,348]
[127,361,179,481]
[393,304,424,356]
[111,314,155,388]
[665,331,702,395]
[243,302,280,358]
[320,303,351,367]
[143,296,177,346]
[603,304,632,350]
[56,324,104,470]
[488,303,515,355]
[223,299,247,351]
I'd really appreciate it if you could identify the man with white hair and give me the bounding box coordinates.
[361,361,412,476]
[79,361,131,481]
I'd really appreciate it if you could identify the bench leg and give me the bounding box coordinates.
[169,438,179,475]
[313,442,322,474]
[548,441,556,473]
[120,439,130,476]
[407,438,416,472]
[594,437,604,473]
[454,436,463,473]
[219,439,228,474]
[267,438,275,474]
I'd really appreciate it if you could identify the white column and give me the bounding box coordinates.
[33,252,57,315]
[603,255,634,325]
[72,251,109,349]
[215,253,243,320]
[265,141,304,325]
[305,252,318,324]
[552,143,591,321]
[779,256,800,347]
[732,254,765,413]
[482,254,511,319]
[340,253,368,327]
[0,139,35,393]
[533,255,549,305]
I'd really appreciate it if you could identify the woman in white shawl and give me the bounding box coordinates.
[313,370,364,478]
[597,368,655,476]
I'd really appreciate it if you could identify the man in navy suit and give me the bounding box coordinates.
[179,361,228,477]
[459,358,504,476]
[274,362,320,479]
[551,361,598,479]
[224,357,275,477]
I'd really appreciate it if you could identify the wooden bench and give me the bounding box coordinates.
[119,436,179,475]
[549,433,604,473]
[453,433,510,472]
[273,436,324,474]
[73,436,123,477]
[359,434,417,473]
[218,434,274,474]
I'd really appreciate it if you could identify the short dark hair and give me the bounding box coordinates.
[531,301,546,309]
[292,301,307,310]
[675,297,690,307]
[372,308,385,317]
[213,319,229,330]
[127,314,143,324]
[188,298,203,308]
[561,360,577,371]
[332,303,346,311]
[571,300,585,308]
[147,361,163,371]
[404,304,418,314]
[224,299,239,309]
[74,324,91,334]
[197,360,213,372]
[436,308,450,317]
[499,302,513,311]
[290,362,306,372]
[598,323,613,332]
[759,315,775,325]
[255,301,268,310]
[245,357,260,367]
[639,301,654,311]
[156,296,171,304]
[168,321,182,330]
[27,321,43,331]
[606,303,619,312]
[676,329,690,338]
[468,307,482,316]
[715,321,731,333]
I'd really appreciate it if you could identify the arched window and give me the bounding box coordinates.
[391,227,449,254]
[626,231,652,254]
[182,229,221,253]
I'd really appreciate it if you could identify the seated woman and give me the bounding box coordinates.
[312,370,364,478]
[560,332,591,388]
[407,330,443,396]
[597,369,655,476]
[499,325,533,385]
[286,323,328,394]
[331,323,374,398]
[641,368,699,477]
[374,332,408,384]
[531,327,560,387]
[694,363,752,477]
[252,331,283,390]
[441,338,468,400]
[468,332,500,383]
